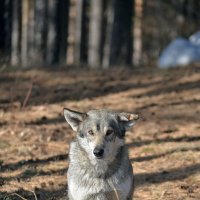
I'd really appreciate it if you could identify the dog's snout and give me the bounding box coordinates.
[93,147,104,158]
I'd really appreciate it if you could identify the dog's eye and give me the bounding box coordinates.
[88,130,94,136]
[106,129,113,136]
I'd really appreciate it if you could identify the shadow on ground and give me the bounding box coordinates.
[135,163,200,187]
[1,162,200,200]
[1,185,68,200]
[2,67,200,106]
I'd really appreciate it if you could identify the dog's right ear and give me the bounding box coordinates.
[63,108,87,131]
[118,112,139,130]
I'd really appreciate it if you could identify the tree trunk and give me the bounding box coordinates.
[11,0,21,66]
[74,0,87,64]
[88,0,103,67]
[0,0,5,51]
[133,0,143,66]
[102,0,113,68]
[110,0,133,66]
[27,0,35,63]
[46,0,58,65]
[21,0,29,67]
[57,0,70,65]
[4,0,12,63]
[34,0,47,66]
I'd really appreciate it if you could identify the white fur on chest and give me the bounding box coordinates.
[68,173,133,200]
[68,176,103,200]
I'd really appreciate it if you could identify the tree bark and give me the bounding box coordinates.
[74,0,87,64]
[57,0,70,65]
[110,0,133,66]
[11,0,21,66]
[27,0,35,63]
[0,0,5,51]
[88,0,103,67]
[21,0,29,67]
[46,0,58,65]
[133,0,143,66]
[4,0,12,63]
[34,0,46,66]
[102,0,113,68]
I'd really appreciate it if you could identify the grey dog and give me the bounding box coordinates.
[64,108,138,200]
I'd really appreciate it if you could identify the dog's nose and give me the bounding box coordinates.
[93,147,104,158]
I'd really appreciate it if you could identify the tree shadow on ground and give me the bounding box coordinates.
[0,68,173,106]
[26,115,65,125]
[1,185,68,200]
[136,98,200,111]
[0,153,68,172]
[131,147,200,162]
[127,135,200,148]
[29,79,163,105]
[2,162,200,199]
[2,167,67,182]
[132,79,200,99]
[27,77,200,107]
[0,68,200,107]
[135,163,200,187]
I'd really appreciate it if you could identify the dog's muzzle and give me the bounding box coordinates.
[93,147,104,158]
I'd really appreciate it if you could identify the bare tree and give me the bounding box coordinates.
[88,0,103,67]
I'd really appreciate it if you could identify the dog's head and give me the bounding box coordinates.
[64,108,138,163]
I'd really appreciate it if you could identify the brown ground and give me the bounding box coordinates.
[0,65,200,200]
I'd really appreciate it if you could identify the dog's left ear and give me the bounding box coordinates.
[63,108,87,131]
[118,112,139,130]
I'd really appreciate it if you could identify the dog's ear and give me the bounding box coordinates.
[118,112,139,130]
[63,108,87,131]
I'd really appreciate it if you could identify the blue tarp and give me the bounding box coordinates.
[158,31,200,68]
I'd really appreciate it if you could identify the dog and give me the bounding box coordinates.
[63,108,139,200]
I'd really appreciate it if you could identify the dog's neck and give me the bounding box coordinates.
[96,146,126,179]
[71,140,128,179]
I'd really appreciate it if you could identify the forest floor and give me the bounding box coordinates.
[0,64,200,200]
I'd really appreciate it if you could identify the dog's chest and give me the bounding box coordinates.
[68,171,133,200]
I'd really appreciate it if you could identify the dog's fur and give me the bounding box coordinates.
[64,108,138,200]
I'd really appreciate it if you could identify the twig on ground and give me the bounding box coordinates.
[4,193,28,200]
[4,190,38,200]
[30,190,38,200]
[22,83,33,109]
